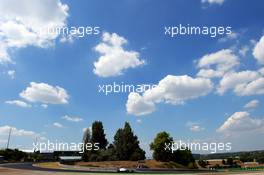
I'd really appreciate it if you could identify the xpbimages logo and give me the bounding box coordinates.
[164,140,232,154]
[39,26,101,39]
[32,140,100,153]
[98,82,157,95]
[164,24,232,38]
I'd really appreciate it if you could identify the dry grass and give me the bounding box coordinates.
[77,160,138,168]
[76,159,184,169]
[34,162,61,169]
[35,160,173,169]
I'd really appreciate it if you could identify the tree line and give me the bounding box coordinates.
[82,121,195,167]
[196,150,264,164]
[82,121,145,161]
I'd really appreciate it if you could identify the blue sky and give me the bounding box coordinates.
[0,0,264,156]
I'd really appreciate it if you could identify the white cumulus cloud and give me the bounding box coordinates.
[126,75,213,116]
[234,77,264,96]
[253,36,264,64]
[217,111,264,134]
[217,70,262,95]
[20,82,69,104]
[93,32,145,77]
[0,0,69,63]
[196,49,239,78]
[201,0,225,5]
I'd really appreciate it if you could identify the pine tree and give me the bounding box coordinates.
[113,122,145,161]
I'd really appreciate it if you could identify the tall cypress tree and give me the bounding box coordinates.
[91,121,108,149]
[82,128,92,161]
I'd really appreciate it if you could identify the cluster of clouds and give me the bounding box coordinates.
[0,0,69,64]
[20,22,257,138]
[0,0,83,149]
[4,81,82,130]
[0,0,85,140]
[52,115,84,129]
[195,44,264,97]
[186,99,261,134]
[126,34,264,117]
[121,31,264,140]
[3,82,80,138]
[217,57,264,137]
[0,125,46,144]
[218,57,262,141]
